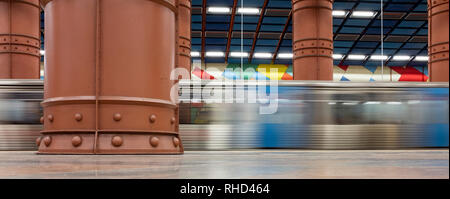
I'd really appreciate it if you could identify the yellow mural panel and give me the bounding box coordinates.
[256,64,288,80]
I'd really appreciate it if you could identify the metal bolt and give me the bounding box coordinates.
[149,115,157,123]
[113,113,122,121]
[111,136,123,147]
[36,137,42,147]
[43,136,52,147]
[173,137,180,147]
[47,114,54,122]
[72,136,82,147]
[40,117,44,124]
[171,117,176,124]
[74,113,83,121]
[150,137,159,147]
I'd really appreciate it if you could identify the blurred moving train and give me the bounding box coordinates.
[0,79,448,150]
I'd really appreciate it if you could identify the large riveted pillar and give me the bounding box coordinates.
[428,0,449,82]
[38,0,183,154]
[0,0,40,79]
[292,0,333,80]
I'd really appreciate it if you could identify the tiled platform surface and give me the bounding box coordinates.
[0,150,448,179]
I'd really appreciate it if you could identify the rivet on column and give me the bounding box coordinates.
[43,136,52,147]
[40,117,44,124]
[47,114,54,122]
[173,137,180,147]
[36,137,42,147]
[74,113,83,121]
[111,136,123,147]
[171,117,176,124]
[113,113,122,121]
[150,137,159,147]
[149,114,157,123]
[72,136,82,147]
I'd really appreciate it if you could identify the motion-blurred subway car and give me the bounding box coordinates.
[0,80,448,150]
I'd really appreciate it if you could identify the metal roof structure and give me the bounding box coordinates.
[40,0,429,67]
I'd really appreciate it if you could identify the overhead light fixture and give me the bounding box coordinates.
[408,100,421,104]
[364,101,381,105]
[414,56,429,61]
[332,10,347,17]
[342,102,359,105]
[392,55,412,61]
[370,55,389,60]
[207,7,231,14]
[190,51,200,57]
[205,51,225,57]
[332,54,343,60]
[237,8,260,15]
[351,11,376,18]
[40,50,45,56]
[253,53,272,58]
[230,52,249,57]
[277,53,293,59]
[347,55,367,60]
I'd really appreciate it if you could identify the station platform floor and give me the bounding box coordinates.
[0,150,448,179]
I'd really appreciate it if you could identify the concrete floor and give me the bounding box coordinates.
[0,150,448,179]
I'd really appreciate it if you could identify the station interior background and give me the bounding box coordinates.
[0,0,447,179]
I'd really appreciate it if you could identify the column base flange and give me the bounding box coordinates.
[36,132,184,155]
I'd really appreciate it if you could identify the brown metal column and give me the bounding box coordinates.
[176,0,191,78]
[176,0,191,125]
[0,0,40,79]
[428,0,449,82]
[292,0,333,80]
[38,0,183,154]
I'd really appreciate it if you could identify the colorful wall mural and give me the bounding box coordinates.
[191,63,429,82]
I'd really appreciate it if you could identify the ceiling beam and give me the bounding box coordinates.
[248,0,269,63]
[201,0,207,63]
[384,20,427,66]
[271,10,292,64]
[338,2,390,66]
[406,42,428,67]
[333,3,360,40]
[364,1,425,66]
[225,0,238,63]
[361,0,423,65]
